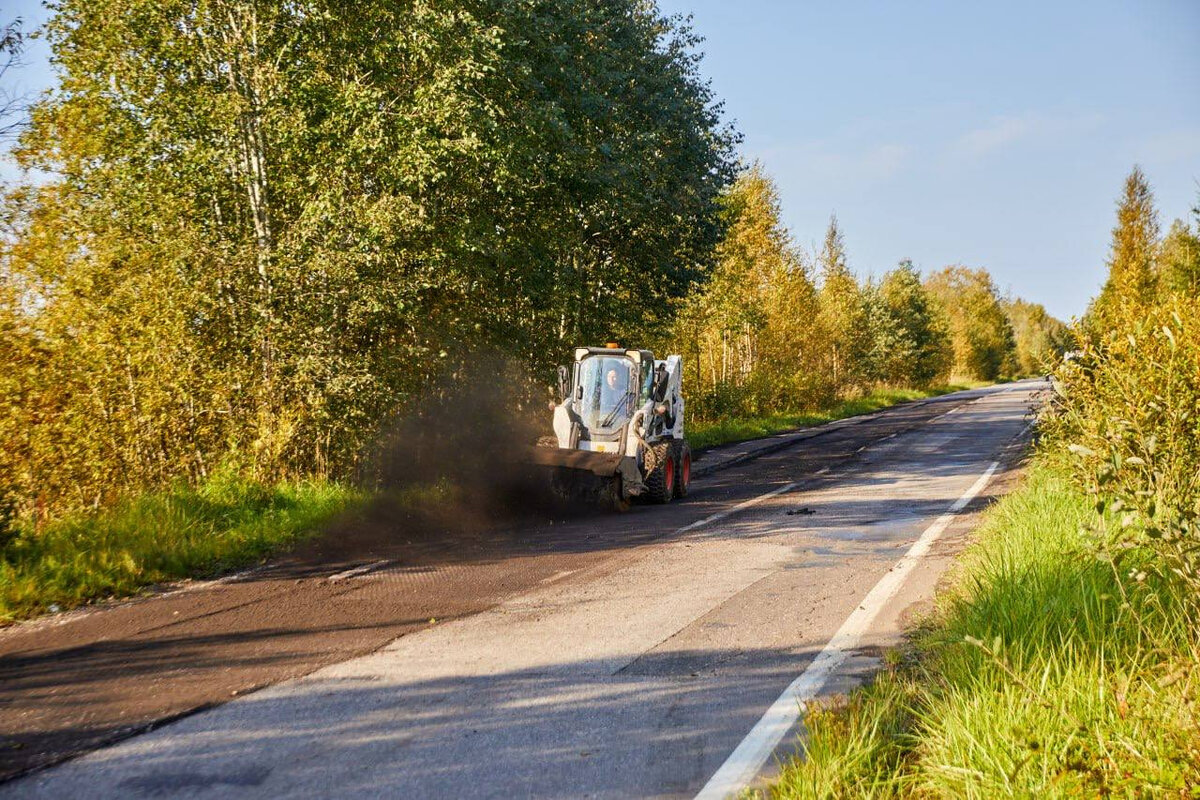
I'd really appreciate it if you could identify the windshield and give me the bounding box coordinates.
[576,355,638,434]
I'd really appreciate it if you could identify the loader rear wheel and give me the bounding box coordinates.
[645,442,675,503]
[674,442,692,498]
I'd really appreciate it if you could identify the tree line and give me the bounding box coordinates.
[669,167,1070,421]
[2,0,1065,526]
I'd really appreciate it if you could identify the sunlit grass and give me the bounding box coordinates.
[688,384,976,452]
[0,473,362,624]
[765,461,1200,798]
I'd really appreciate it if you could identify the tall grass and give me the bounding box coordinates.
[768,461,1199,798]
[0,472,361,624]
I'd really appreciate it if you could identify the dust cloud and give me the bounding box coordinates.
[362,356,570,519]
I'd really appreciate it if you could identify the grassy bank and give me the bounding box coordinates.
[688,384,980,451]
[0,474,361,624]
[766,459,1199,797]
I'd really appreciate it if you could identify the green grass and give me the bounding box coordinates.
[0,473,362,624]
[688,385,976,452]
[765,460,1200,798]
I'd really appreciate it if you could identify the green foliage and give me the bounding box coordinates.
[925,265,1017,381]
[1091,166,1160,323]
[816,216,872,392]
[1049,174,1200,607]
[1003,297,1072,377]
[1048,295,1200,607]
[1157,217,1200,299]
[864,260,954,387]
[671,165,828,421]
[0,0,737,520]
[0,474,359,622]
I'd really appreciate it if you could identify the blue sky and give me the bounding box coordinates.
[3,1,1198,319]
[655,0,1200,319]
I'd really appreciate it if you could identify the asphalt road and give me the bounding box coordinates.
[1,380,1044,798]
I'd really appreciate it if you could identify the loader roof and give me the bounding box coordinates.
[574,346,653,362]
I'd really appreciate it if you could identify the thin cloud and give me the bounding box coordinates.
[955,117,1037,159]
[861,143,909,178]
[950,113,1104,162]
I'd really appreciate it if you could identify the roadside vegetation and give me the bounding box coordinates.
[0,473,360,623]
[1,3,1067,621]
[766,170,1200,797]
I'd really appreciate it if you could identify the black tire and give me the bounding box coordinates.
[674,441,692,498]
[644,441,676,503]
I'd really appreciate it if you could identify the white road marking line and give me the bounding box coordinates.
[676,482,797,534]
[326,560,390,583]
[693,459,1002,800]
[684,391,1004,539]
[680,399,984,537]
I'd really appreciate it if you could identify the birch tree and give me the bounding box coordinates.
[816,216,869,393]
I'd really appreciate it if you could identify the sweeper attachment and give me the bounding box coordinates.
[529,345,692,510]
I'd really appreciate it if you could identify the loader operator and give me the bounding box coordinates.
[600,365,630,415]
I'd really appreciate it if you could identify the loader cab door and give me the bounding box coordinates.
[575,354,640,448]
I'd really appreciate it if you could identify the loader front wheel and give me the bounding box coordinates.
[645,442,675,504]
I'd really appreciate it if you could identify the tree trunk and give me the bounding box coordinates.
[214,3,274,384]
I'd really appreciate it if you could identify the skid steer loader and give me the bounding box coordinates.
[529,344,692,510]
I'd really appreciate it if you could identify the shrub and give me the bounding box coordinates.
[1046,294,1200,611]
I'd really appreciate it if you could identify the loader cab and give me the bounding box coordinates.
[570,348,653,451]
